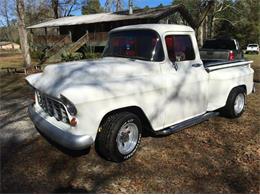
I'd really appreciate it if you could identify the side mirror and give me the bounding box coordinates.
[172,61,178,71]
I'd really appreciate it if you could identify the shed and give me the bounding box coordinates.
[0,42,20,50]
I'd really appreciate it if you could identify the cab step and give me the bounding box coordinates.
[154,112,219,136]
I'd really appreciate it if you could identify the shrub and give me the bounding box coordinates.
[61,52,83,62]
[83,52,102,59]
[30,50,45,61]
[81,44,102,59]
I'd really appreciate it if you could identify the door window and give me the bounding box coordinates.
[165,35,195,62]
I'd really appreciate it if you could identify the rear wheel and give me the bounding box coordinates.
[95,112,142,162]
[221,88,246,118]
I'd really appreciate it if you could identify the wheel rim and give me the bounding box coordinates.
[116,122,139,155]
[234,93,245,114]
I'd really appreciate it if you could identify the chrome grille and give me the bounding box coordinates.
[36,91,70,124]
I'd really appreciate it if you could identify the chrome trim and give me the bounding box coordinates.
[28,104,93,150]
[234,93,245,114]
[116,122,139,155]
[206,64,249,72]
[252,83,256,93]
[36,90,70,124]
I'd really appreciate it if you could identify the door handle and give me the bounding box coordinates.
[192,63,202,68]
[172,61,178,71]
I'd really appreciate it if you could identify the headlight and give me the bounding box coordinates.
[60,95,77,116]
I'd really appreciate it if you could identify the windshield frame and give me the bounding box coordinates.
[248,44,258,47]
[102,29,165,62]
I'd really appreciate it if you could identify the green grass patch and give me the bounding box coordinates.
[244,54,260,69]
[0,52,38,69]
[245,54,260,82]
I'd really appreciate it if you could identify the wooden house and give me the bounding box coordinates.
[27,4,195,63]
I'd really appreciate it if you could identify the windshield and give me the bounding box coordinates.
[248,44,258,47]
[103,30,164,62]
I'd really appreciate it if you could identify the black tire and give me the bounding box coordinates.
[95,112,142,162]
[221,87,246,118]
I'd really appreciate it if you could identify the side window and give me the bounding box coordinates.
[165,35,195,62]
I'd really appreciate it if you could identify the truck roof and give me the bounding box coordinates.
[111,24,194,35]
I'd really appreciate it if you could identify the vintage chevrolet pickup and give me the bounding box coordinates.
[26,24,255,162]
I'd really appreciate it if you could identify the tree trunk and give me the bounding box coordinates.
[205,16,208,40]
[52,0,59,19]
[199,24,204,47]
[208,14,213,38]
[16,0,31,68]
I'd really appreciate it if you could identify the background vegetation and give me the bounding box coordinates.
[1,0,259,47]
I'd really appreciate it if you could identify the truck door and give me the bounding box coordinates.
[161,33,209,128]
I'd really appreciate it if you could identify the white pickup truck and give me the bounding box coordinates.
[245,44,259,54]
[26,24,255,162]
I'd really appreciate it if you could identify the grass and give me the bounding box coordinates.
[0,52,38,69]
[245,54,260,82]
[245,54,260,69]
[0,52,24,68]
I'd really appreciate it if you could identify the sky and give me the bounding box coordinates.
[99,0,173,8]
[72,0,173,16]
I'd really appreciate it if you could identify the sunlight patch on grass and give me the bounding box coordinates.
[0,52,38,69]
[245,54,260,69]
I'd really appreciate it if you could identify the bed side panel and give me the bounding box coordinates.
[207,65,254,111]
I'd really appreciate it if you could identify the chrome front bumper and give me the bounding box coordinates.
[28,104,94,150]
[252,83,256,93]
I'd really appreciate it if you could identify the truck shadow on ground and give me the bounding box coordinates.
[1,115,259,193]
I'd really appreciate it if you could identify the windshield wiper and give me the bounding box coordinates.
[104,54,150,61]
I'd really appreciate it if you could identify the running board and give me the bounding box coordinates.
[154,112,219,136]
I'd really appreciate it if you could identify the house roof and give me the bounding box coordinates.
[27,5,186,29]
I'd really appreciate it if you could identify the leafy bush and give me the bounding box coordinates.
[61,52,83,62]
[30,50,45,61]
[81,44,102,59]
[83,52,102,59]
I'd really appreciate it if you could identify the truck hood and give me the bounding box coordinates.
[26,57,161,103]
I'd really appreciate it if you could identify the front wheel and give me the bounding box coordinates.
[221,88,246,118]
[95,112,142,162]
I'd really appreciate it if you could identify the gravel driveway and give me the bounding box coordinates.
[1,74,259,193]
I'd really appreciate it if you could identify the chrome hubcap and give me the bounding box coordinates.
[234,93,245,114]
[116,122,139,155]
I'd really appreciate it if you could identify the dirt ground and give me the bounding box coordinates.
[0,70,259,193]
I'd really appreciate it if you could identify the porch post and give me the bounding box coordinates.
[44,27,48,47]
[69,31,72,42]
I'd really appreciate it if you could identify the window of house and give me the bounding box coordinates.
[165,35,195,62]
